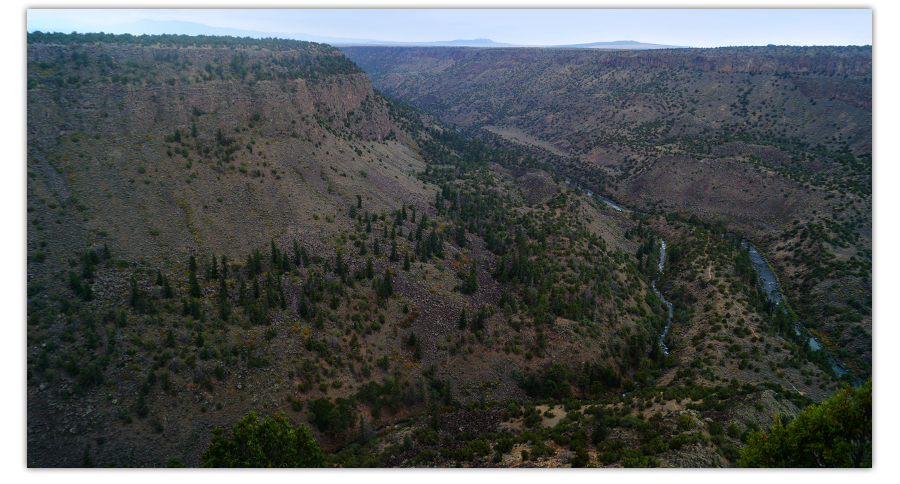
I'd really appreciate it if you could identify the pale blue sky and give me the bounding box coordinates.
[26,5,872,47]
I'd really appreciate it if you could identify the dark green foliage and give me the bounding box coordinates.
[460,261,478,294]
[739,379,871,468]
[201,411,328,467]
[307,397,355,436]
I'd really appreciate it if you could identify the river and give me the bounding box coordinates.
[740,240,852,379]
[574,181,855,382]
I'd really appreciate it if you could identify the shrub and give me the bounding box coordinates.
[201,411,328,467]
[739,379,872,467]
[677,414,696,431]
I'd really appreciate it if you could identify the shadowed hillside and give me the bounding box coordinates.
[341,44,873,377]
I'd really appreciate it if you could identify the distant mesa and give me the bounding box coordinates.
[26,18,685,50]
[554,40,689,49]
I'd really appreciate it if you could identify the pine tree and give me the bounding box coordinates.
[162,275,174,299]
[458,308,467,329]
[403,253,411,271]
[366,257,374,279]
[389,240,399,262]
[219,274,228,299]
[218,282,231,322]
[189,271,202,298]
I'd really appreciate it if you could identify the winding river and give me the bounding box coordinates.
[573,181,856,383]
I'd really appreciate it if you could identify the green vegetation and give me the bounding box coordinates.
[739,379,871,467]
[201,411,328,467]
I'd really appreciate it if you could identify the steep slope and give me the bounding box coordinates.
[27,33,686,467]
[340,45,873,377]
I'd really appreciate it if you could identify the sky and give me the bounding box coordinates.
[25,2,873,48]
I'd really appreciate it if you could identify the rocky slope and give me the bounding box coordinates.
[340,44,873,377]
[26,34,861,468]
[26,33,676,467]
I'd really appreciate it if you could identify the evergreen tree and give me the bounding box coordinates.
[389,240,399,262]
[461,261,478,294]
[458,308,467,330]
[219,274,228,299]
[366,257,374,280]
[162,275,174,299]
[403,253,411,271]
[739,379,872,468]
[218,287,231,322]
[189,271,202,298]
[201,411,328,468]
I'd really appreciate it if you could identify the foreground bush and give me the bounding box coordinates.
[201,411,328,467]
[739,378,871,467]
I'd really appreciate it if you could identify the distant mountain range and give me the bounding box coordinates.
[26,19,687,49]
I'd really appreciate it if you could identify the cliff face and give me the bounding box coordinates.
[27,40,394,266]
[343,45,872,77]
